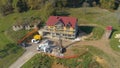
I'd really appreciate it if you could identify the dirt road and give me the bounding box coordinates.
[65,30,120,68]
[9,30,120,68]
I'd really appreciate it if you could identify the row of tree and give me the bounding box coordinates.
[0,0,119,16]
[0,0,48,16]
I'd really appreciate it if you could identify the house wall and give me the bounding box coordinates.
[75,21,78,38]
[43,25,76,39]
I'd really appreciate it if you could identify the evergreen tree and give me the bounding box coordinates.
[114,0,120,9]
[16,0,28,12]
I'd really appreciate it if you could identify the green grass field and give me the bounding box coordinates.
[110,31,120,52]
[88,27,104,40]
[0,10,42,68]
[68,7,119,28]
[22,46,105,68]
[21,54,53,68]
[0,7,120,67]
[67,7,120,51]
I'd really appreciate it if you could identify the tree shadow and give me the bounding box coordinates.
[86,12,100,15]
[109,29,118,39]
[77,26,94,35]
[55,11,70,16]
[66,0,101,7]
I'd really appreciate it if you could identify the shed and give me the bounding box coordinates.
[106,26,113,39]
[106,26,112,31]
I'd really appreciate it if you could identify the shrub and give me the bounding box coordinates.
[87,27,104,40]
[0,50,8,58]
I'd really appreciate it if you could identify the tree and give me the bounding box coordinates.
[56,0,63,9]
[27,0,45,10]
[61,0,67,7]
[114,0,120,10]
[16,0,28,12]
[95,0,101,6]
[0,0,13,16]
[40,1,55,21]
[0,5,6,16]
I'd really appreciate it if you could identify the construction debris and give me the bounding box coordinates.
[37,39,64,57]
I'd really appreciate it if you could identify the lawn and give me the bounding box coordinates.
[110,30,120,52]
[22,46,106,68]
[68,7,119,28]
[0,6,120,67]
[0,10,42,68]
[21,54,53,68]
[22,53,102,68]
[79,26,104,40]
[87,27,104,40]
[0,44,24,68]
[67,7,120,51]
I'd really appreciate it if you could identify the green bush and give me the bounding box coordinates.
[0,43,24,68]
[0,43,19,58]
[0,43,21,58]
[0,50,8,58]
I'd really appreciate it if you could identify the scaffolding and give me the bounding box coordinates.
[42,27,76,39]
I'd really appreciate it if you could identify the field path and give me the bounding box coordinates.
[9,43,38,68]
[66,30,120,68]
[9,26,120,68]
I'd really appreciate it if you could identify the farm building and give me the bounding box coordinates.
[42,16,78,39]
[12,20,41,31]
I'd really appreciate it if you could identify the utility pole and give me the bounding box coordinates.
[116,6,120,26]
[58,34,66,53]
[58,35,63,48]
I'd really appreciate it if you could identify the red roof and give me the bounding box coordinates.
[46,16,77,28]
[106,26,112,30]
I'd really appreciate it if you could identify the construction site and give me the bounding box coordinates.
[17,16,81,58]
[18,27,79,58]
[13,14,118,68]
[17,15,114,58]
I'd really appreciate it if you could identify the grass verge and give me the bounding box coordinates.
[86,27,104,40]
[0,10,41,67]
[110,31,120,52]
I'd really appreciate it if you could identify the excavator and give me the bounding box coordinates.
[18,28,78,59]
[18,28,38,44]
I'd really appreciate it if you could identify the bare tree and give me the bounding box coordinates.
[82,1,89,14]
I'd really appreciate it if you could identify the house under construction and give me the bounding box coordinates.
[42,16,78,39]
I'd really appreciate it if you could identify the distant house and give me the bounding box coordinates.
[43,16,78,39]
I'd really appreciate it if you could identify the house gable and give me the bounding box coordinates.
[66,22,72,29]
[46,16,77,29]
